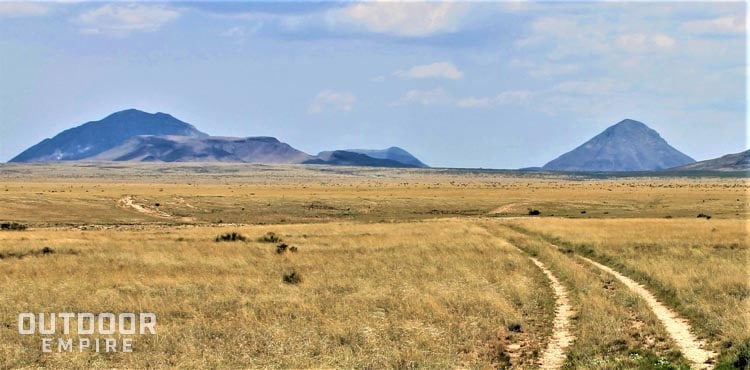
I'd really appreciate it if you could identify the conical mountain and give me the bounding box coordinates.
[542,119,695,171]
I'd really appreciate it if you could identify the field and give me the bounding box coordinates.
[0,163,747,368]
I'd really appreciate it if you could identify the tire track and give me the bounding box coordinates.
[581,257,716,369]
[526,256,576,369]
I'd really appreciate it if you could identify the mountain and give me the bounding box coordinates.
[304,150,419,168]
[91,135,312,163]
[10,109,207,162]
[542,119,695,171]
[668,150,750,171]
[9,109,427,167]
[345,147,428,168]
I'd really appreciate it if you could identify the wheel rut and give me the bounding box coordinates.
[581,257,716,369]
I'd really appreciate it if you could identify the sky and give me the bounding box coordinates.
[0,1,746,168]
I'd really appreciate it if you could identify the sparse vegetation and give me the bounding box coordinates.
[215,232,246,242]
[0,222,27,231]
[282,270,302,284]
[258,231,281,243]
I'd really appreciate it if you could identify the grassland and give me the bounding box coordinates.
[0,163,747,368]
[507,218,749,367]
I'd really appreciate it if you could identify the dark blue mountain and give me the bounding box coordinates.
[543,119,695,171]
[10,109,207,162]
[345,147,428,168]
[304,150,419,168]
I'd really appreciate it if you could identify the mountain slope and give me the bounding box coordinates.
[346,147,428,167]
[91,135,312,163]
[542,119,695,171]
[668,150,749,171]
[304,150,419,167]
[10,109,207,162]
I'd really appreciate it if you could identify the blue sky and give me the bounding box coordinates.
[0,1,746,168]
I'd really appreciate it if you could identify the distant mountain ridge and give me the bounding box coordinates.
[669,149,749,171]
[305,150,418,168]
[10,109,207,162]
[92,135,313,164]
[543,119,695,171]
[345,147,428,168]
[9,109,426,168]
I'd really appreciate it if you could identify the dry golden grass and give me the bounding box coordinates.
[0,163,747,368]
[509,218,749,367]
[0,220,556,368]
[0,163,745,226]
[484,223,692,369]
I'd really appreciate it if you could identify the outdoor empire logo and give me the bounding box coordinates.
[18,313,156,353]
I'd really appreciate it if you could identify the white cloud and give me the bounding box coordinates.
[616,33,648,51]
[651,34,676,49]
[683,16,745,36]
[308,90,357,114]
[76,4,181,36]
[394,88,451,106]
[617,33,676,52]
[0,2,49,17]
[394,62,463,80]
[333,1,470,37]
[457,91,531,108]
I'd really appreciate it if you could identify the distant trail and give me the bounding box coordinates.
[489,202,529,215]
[581,257,716,369]
[527,256,575,369]
[117,196,172,218]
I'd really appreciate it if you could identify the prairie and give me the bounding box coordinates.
[0,163,747,368]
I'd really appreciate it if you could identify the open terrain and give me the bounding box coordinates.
[0,163,747,368]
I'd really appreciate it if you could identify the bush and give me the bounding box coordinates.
[528,209,541,216]
[697,213,712,220]
[276,243,299,254]
[283,271,302,284]
[507,323,522,333]
[215,232,247,242]
[258,232,281,243]
[1,222,27,231]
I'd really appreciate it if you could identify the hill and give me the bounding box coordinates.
[542,119,695,171]
[668,150,749,171]
[9,109,429,167]
[91,135,312,163]
[304,150,419,167]
[345,147,428,167]
[10,109,207,162]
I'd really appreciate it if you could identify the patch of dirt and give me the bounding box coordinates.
[117,196,195,222]
[117,196,172,218]
[490,202,530,214]
[175,197,196,209]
